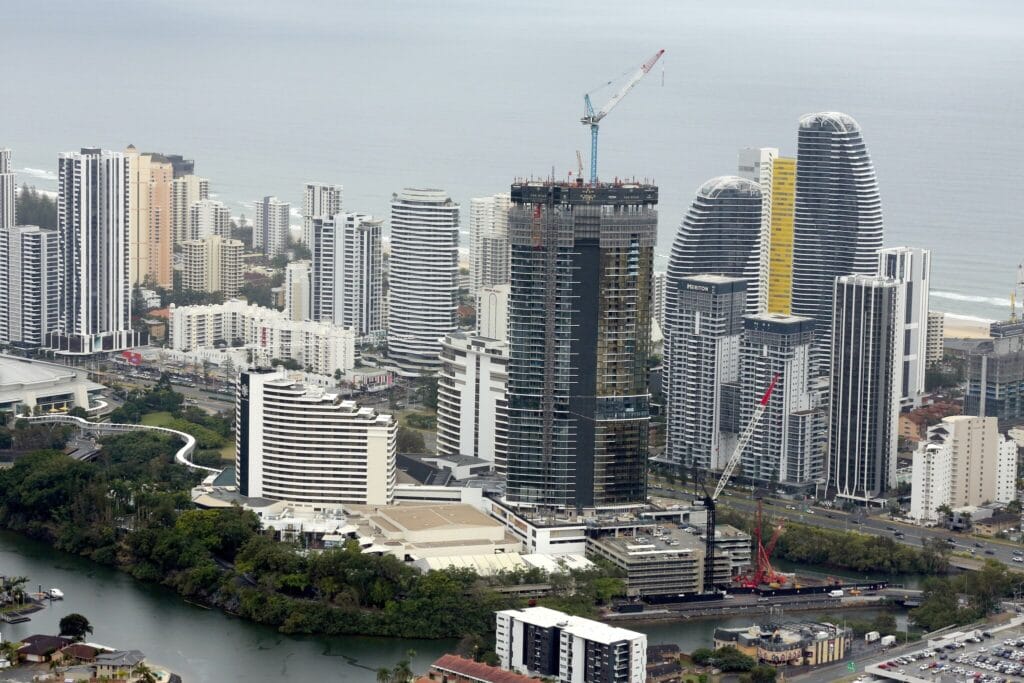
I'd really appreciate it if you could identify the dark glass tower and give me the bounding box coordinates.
[505,181,657,511]
[791,112,883,370]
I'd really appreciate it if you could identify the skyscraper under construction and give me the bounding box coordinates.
[505,180,657,511]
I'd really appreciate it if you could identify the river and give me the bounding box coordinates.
[0,530,913,680]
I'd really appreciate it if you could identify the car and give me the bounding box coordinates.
[976,542,984,548]
[1013,557,1024,563]
[985,549,995,555]
[887,526,896,531]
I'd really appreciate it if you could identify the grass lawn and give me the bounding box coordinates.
[219,442,235,462]
[140,411,175,427]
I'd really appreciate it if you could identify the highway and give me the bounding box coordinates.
[650,482,1024,573]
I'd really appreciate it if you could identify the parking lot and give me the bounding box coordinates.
[863,618,1024,683]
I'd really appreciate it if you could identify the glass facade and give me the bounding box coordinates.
[505,182,657,511]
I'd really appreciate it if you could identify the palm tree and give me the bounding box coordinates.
[390,649,416,683]
[376,668,392,683]
[132,661,159,683]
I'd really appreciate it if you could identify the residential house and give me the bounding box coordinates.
[416,654,538,683]
[16,635,72,663]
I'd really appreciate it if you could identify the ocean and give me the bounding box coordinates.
[3,0,1022,321]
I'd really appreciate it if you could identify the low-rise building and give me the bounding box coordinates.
[169,299,355,376]
[714,622,852,666]
[0,355,105,415]
[417,654,538,683]
[16,635,72,663]
[496,606,647,683]
[974,512,1021,537]
[93,650,148,681]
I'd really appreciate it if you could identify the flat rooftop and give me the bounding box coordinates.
[380,504,497,532]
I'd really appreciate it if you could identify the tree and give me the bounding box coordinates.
[745,664,778,683]
[691,647,714,665]
[59,613,93,641]
[390,650,416,683]
[1007,499,1022,515]
[419,375,438,411]
[376,669,392,683]
[712,646,756,672]
[16,185,57,228]
[396,426,426,453]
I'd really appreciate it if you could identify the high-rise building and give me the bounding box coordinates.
[254,196,291,258]
[738,147,779,313]
[476,283,509,342]
[48,148,144,355]
[878,247,931,407]
[5,225,59,347]
[469,193,511,294]
[651,271,666,330]
[0,149,15,344]
[828,274,902,501]
[505,181,656,511]
[284,260,312,321]
[496,606,647,683]
[181,235,244,297]
[302,182,343,246]
[170,174,209,246]
[236,369,396,506]
[926,311,945,366]
[791,112,884,369]
[437,333,509,472]
[765,157,797,314]
[668,177,762,315]
[739,313,823,486]
[663,275,747,471]
[124,147,174,287]
[311,213,384,341]
[387,188,459,376]
[189,198,231,241]
[910,416,1018,522]
[965,321,1024,422]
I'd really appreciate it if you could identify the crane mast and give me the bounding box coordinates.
[581,49,664,184]
[702,374,779,592]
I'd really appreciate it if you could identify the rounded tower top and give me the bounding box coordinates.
[799,111,861,133]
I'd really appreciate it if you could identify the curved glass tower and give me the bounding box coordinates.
[665,176,763,314]
[790,112,883,369]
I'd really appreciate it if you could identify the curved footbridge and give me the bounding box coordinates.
[26,414,221,474]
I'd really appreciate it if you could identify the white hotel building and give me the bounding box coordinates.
[236,369,396,505]
[169,299,354,376]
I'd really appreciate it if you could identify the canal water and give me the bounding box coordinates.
[0,531,909,680]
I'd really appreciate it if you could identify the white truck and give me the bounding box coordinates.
[829,589,845,598]
[880,635,897,648]
[865,631,881,643]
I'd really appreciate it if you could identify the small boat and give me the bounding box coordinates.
[48,588,64,599]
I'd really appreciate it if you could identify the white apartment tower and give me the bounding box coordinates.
[181,235,244,297]
[829,274,903,501]
[5,226,59,347]
[737,147,779,313]
[171,174,209,245]
[236,369,396,506]
[189,198,231,240]
[311,213,384,341]
[49,148,143,355]
[739,312,823,485]
[0,149,15,344]
[436,333,509,472]
[664,275,747,471]
[302,182,343,246]
[387,188,460,376]
[651,271,666,330]
[469,193,511,294]
[254,196,291,258]
[910,416,1018,522]
[284,260,312,321]
[878,247,931,407]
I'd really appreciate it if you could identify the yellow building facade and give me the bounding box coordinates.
[766,157,796,314]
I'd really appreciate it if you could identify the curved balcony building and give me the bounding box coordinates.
[387,188,460,377]
[790,112,884,369]
[236,369,396,505]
